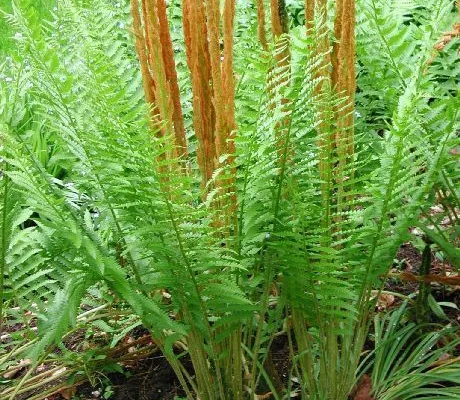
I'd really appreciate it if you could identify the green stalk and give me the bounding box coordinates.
[1,48,28,335]
[163,195,226,399]
[441,170,459,213]
[230,328,243,399]
[369,0,407,89]
[415,242,432,326]
[290,308,316,394]
[8,353,48,400]
[249,69,297,393]
[0,168,7,334]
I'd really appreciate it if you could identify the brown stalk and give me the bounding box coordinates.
[144,0,175,135]
[183,0,215,185]
[222,0,237,141]
[426,22,460,67]
[308,0,332,94]
[304,0,334,213]
[389,271,460,287]
[202,0,239,230]
[304,0,356,221]
[157,0,188,159]
[331,0,356,162]
[131,0,158,119]
[204,0,226,161]
[133,0,238,227]
[330,0,356,220]
[305,0,315,32]
[131,0,187,166]
[304,0,332,97]
[183,0,237,213]
[222,0,238,230]
[269,0,290,75]
[256,0,269,50]
[270,0,288,38]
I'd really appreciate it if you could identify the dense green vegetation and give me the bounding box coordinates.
[0,0,459,399]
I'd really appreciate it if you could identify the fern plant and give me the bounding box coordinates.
[0,0,458,399]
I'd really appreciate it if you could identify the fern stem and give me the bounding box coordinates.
[369,0,407,89]
[1,55,30,333]
[242,343,282,400]
[270,0,289,37]
[440,170,460,217]
[256,0,269,50]
[250,50,305,394]
[8,354,48,400]
[0,167,8,333]
[415,243,433,325]
[96,172,145,287]
[158,342,197,400]
[237,75,268,264]
[163,194,226,399]
[286,320,308,399]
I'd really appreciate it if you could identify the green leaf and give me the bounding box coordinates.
[427,294,448,320]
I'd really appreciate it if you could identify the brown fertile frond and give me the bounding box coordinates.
[222,0,238,217]
[130,0,157,116]
[304,0,334,212]
[305,0,315,32]
[157,0,187,158]
[305,0,331,97]
[130,0,188,163]
[268,0,291,76]
[304,0,356,227]
[203,0,238,231]
[223,0,237,139]
[204,0,227,161]
[183,0,215,185]
[270,0,289,38]
[256,0,269,50]
[183,0,237,198]
[331,0,356,178]
[426,22,460,67]
[143,0,175,139]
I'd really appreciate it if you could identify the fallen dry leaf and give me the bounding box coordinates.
[2,358,32,379]
[59,386,77,400]
[377,293,395,311]
[257,392,273,400]
[353,374,375,400]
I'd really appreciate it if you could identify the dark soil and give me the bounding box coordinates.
[76,354,187,400]
[74,337,292,400]
[390,243,460,323]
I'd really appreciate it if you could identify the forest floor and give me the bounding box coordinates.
[3,243,459,400]
[70,244,460,400]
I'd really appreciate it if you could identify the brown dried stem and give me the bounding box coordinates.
[131,0,188,164]
[332,0,356,162]
[183,0,215,184]
[183,0,238,232]
[256,0,269,50]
